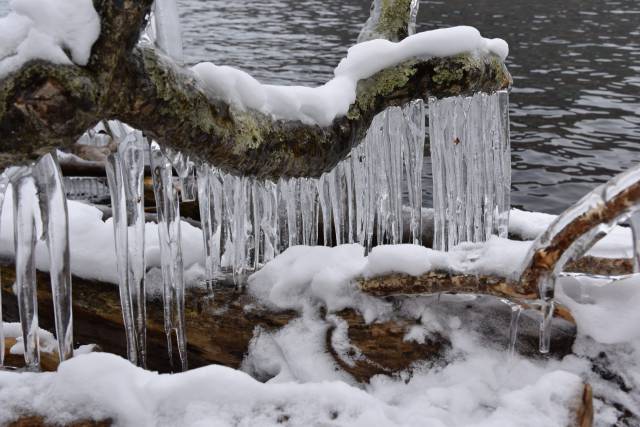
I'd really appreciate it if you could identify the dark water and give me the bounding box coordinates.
[2,0,639,214]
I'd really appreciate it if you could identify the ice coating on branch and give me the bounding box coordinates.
[192,26,508,126]
[0,0,100,77]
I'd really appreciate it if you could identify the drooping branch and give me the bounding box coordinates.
[0,0,511,178]
[518,165,640,295]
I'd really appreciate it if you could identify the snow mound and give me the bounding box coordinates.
[0,0,100,77]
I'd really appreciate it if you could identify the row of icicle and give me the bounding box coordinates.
[0,88,520,372]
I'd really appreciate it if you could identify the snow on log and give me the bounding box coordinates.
[0,262,576,378]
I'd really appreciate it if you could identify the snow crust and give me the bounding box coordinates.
[0,0,100,78]
[192,26,508,126]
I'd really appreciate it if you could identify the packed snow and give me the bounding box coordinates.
[0,0,100,78]
[192,26,508,126]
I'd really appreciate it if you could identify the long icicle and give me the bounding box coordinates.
[106,153,138,365]
[118,132,148,367]
[0,172,10,368]
[150,142,188,371]
[10,167,40,370]
[33,152,73,362]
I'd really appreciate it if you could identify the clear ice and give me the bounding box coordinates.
[105,131,148,367]
[0,172,10,367]
[33,152,73,362]
[9,167,40,370]
[429,90,511,251]
[194,100,426,278]
[518,162,640,353]
[153,0,184,64]
[150,142,188,371]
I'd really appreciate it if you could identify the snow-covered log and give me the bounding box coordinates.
[0,0,510,178]
[1,261,577,375]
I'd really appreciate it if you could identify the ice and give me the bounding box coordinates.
[9,167,40,370]
[517,163,640,353]
[105,153,138,365]
[153,0,184,64]
[429,90,511,251]
[631,212,640,273]
[32,152,73,362]
[150,142,188,371]
[186,100,426,278]
[0,172,10,367]
[105,131,148,367]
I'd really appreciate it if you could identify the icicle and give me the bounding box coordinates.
[106,131,148,367]
[251,180,262,269]
[105,154,138,365]
[154,0,184,64]
[630,212,640,273]
[342,161,355,244]
[262,180,279,262]
[196,164,221,281]
[328,166,347,246]
[429,91,511,251]
[280,178,300,248]
[150,142,188,371]
[503,301,522,358]
[402,100,425,245]
[32,153,73,362]
[316,175,332,246]
[384,107,404,244]
[119,133,148,367]
[0,172,10,368]
[167,150,197,202]
[351,146,368,247]
[10,167,40,370]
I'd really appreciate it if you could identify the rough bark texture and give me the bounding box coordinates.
[1,261,578,378]
[0,0,510,178]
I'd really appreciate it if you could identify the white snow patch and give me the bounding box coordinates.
[0,0,100,77]
[0,186,205,286]
[192,26,508,126]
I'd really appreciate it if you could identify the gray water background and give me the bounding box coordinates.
[1,0,639,214]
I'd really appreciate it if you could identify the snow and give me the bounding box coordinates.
[0,333,592,427]
[0,186,206,287]
[192,26,508,126]
[0,0,100,78]
[3,322,95,356]
[1,200,638,425]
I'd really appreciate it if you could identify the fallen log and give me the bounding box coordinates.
[1,261,578,379]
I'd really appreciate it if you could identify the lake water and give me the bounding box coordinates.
[2,0,639,214]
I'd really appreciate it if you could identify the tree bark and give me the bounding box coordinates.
[1,261,577,380]
[0,0,510,178]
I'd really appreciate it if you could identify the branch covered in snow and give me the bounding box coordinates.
[0,0,510,178]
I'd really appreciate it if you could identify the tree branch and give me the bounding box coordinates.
[0,0,511,178]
